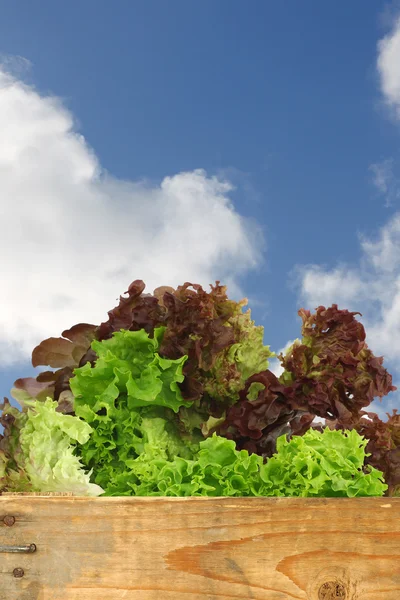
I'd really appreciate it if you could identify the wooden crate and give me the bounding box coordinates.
[0,495,399,599]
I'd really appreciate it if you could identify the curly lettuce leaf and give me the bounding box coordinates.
[348,409,400,496]
[278,305,396,423]
[82,416,386,497]
[120,434,266,497]
[20,398,103,496]
[216,369,313,458]
[204,309,274,402]
[259,427,387,497]
[77,398,202,495]
[217,304,396,463]
[71,327,191,416]
[70,327,201,495]
[0,398,102,496]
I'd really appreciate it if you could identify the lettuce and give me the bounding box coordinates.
[0,398,103,496]
[77,395,386,497]
[70,327,191,416]
[83,405,202,495]
[259,428,387,497]
[19,280,273,416]
[204,309,273,402]
[2,278,397,497]
[353,409,400,496]
[217,304,396,463]
[121,434,266,497]
[102,428,387,497]
[0,399,30,492]
[70,327,199,494]
[1,395,387,498]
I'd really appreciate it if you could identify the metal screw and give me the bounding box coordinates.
[13,568,24,578]
[0,543,36,554]
[3,515,16,527]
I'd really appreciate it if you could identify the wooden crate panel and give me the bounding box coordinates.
[0,496,399,599]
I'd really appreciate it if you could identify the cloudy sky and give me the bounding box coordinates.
[1,2,400,418]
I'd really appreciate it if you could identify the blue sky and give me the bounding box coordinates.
[1,1,400,417]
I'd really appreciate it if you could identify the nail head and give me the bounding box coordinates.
[13,567,24,578]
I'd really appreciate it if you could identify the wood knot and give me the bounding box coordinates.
[318,581,347,599]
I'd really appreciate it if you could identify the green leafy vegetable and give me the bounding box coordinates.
[70,327,191,415]
[0,398,103,496]
[0,399,29,492]
[204,308,273,401]
[1,278,397,497]
[81,405,202,495]
[120,434,267,497]
[69,327,200,494]
[259,428,387,497]
[91,427,387,498]
[217,304,396,464]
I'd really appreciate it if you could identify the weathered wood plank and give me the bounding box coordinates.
[0,496,399,600]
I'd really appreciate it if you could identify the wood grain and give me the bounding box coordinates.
[1,496,399,600]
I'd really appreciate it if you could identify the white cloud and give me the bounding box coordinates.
[294,18,400,376]
[295,217,400,419]
[295,214,400,372]
[369,158,400,207]
[377,16,400,119]
[269,339,296,378]
[297,265,364,310]
[370,159,393,194]
[0,66,263,365]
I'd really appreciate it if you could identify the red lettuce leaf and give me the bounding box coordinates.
[278,305,396,424]
[216,305,396,467]
[96,279,166,339]
[13,280,248,412]
[353,411,400,495]
[216,369,314,458]
[32,324,97,368]
[7,280,398,497]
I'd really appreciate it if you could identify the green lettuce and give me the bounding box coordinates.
[124,428,387,497]
[70,327,191,417]
[0,398,103,496]
[119,434,266,497]
[259,428,388,497]
[70,328,199,494]
[77,400,202,495]
[79,407,387,497]
[204,309,274,402]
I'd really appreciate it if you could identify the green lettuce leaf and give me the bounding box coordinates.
[82,417,387,497]
[0,398,102,495]
[70,326,199,494]
[103,432,267,497]
[70,327,191,416]
[20,398,103,495]
[77,399,201,495]
[204,309,274,402]
[259,427,388,497]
